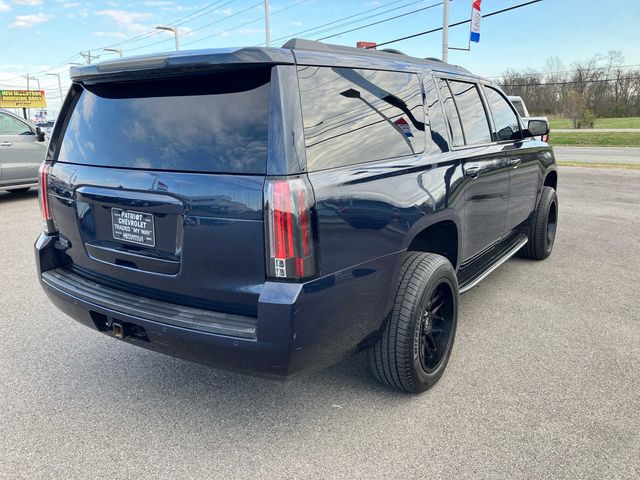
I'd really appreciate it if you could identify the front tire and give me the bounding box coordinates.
[368,253,458,393]
[519,186,558,260]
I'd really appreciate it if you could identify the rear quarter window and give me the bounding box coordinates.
[297,67,425,171]
[57,68,271,174]
[436,78,465,148]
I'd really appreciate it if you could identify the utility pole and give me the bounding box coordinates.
[264,0,270,47]
[79,51,96,64]
[46,72,64,104]
[21,74,39,120]
[442,0,449,63]
[155,26,179,51]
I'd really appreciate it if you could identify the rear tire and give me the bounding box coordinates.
[368,252,458,393]
[519,186,558,260]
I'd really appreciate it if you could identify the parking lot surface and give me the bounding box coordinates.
[554,146,640,165]
[1,167,639,479]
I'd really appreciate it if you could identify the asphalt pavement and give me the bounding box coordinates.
[1,167,639,479]
[553,146,640,165]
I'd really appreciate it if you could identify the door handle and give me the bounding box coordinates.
[465,166,480,179]
[508,158,522,168]
[0,142,12,146]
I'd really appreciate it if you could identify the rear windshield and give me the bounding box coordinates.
[58,68,271,174]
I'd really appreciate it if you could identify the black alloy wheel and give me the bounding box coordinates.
[419,283,455,374]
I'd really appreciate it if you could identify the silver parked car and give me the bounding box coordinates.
[0,109,47,193]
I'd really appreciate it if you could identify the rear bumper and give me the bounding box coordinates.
[36,234,402,377]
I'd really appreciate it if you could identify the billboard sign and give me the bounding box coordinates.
[0,90,47,108]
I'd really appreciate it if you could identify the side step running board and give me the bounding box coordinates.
[458,234,528,294]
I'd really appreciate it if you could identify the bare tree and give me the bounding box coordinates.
[499,52,640,121]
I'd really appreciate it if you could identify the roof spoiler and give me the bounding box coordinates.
[70,47,295,83]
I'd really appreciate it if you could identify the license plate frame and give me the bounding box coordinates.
[111,208,156,247]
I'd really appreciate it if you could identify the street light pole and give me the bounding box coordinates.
[264,0,270,47]
[103,48,123,58]
[155,26,179,51]
[442,0,449,63]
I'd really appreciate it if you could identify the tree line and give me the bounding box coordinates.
[499,51,640,127]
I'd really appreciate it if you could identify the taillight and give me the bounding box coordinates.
[265,176,318,281]
[39,162,57,234]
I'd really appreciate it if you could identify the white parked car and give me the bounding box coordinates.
[508,95,549,141]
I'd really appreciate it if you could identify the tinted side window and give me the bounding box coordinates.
[485,87,522,141]
[0,113,32,135]
[448,80,491,145]
[424,76,449,152]
[298,67,425,170]
[436,79,464,147]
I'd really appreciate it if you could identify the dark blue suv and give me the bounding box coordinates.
[36,39,557,393]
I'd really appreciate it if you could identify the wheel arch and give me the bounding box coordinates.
[402,213,462,271]
[544,169,558,190]
[358,214,462,351]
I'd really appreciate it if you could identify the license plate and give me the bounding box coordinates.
[111,208,155,247]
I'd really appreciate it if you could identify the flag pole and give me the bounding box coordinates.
[441,0,449,62]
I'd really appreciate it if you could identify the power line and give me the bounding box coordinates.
[0,53,82,82]
[315,1,443,42]
[1,1,240,80]
[117,0,239,52]
[181,0,308,49]
[264,0,425,46]
[172,0,236,27]
[127,0,263,53]
[302,0,430,40]
[372,0,543,48]
[95,0,233,51]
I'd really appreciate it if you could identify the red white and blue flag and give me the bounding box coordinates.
[470,0,482,43]
[393,117,413,137]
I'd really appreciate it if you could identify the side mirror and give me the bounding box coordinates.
[525,119,549,139]
[35,126,46,142]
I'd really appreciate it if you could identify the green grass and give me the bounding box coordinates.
[549,131,640,147]
[549,117,640,130]
[557,162,640,169]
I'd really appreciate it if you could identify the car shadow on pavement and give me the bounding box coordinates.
[68,332,410,417]
[0,188,38,204]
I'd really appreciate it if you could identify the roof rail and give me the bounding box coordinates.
[282,38,473,75]
[380,48,407,55]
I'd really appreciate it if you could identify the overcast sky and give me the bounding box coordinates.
[1,0,639,114]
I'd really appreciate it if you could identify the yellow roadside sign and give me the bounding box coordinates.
[0,89,47,108]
